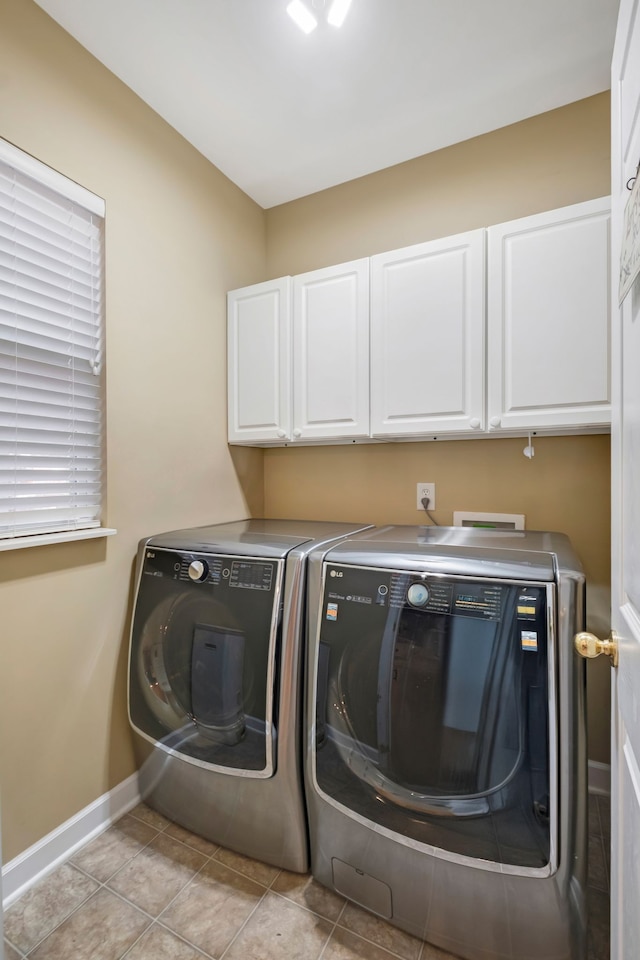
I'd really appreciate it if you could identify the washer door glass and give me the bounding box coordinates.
[314,565,553,869]
[129,549,283,775]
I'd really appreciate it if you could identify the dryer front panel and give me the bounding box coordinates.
[312,562,557,873]
[129,547,284,777]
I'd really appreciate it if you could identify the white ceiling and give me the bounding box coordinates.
[33,0,619,209]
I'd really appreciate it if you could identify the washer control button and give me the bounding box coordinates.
[188,560,208,582]
[407,582,430,607]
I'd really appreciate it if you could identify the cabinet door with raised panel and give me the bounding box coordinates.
[487,197,611,433]
[292,259,369,441]
[227,277,291,444]
[370,230,485,437]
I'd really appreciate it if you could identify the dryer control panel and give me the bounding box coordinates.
[142,548,275,591]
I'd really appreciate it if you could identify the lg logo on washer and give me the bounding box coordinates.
[329,569,343,578]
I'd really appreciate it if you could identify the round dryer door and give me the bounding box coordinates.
[129,548,284,776]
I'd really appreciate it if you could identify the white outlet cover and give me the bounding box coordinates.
[416,483,436,510]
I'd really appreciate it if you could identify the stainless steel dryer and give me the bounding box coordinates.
[304,526,587,960]
[128,518,371,872]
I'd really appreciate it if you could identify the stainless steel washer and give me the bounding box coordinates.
[304,526,587,959]
[128,518,371,872]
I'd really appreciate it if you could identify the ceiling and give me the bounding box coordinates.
[33,0,620,209]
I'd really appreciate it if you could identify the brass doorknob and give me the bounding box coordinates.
[574,631,619,668]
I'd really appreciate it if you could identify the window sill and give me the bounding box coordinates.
[0,527,117,552]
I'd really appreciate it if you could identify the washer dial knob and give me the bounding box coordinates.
[188,560,208,582]
[407,582,430,607]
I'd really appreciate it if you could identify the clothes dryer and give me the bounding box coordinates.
[304,526,586,960]
[128,518,371,872]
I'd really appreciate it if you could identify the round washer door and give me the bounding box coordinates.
[313,562,553,870]
[129,548,284,776]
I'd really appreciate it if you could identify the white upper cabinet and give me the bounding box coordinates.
[292,259,370,441]
[370,230,485,437]
[227,277,291,443]
[487,197,611,432]
[227,198,611,446]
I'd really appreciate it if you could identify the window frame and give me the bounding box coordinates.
[0,138,116,550]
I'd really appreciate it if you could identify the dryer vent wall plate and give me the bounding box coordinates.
[453,512,525,530]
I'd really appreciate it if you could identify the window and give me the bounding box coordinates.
[0,138,111,546]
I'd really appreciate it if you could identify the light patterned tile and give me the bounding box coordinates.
[587,886,610,960]
[164,822,219,857]
[272,870,345,921]
[71,814,159,883]
[160,857,264,957]
[4,939,24,960]
[588,794,601,837]
[4,863,98,954]
[213,846,280,887]
[28,888,150,960]
[420,940,459,960]
[129,803,174,832]
[588,834,609,893]
[223,890,333,960]
[108,832,207,916]
[125,924,205,960]
[597,794,611,844]
[339,902,422,960]
[323,926,406,960]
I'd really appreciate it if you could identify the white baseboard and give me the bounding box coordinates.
[588,759,611,796]
[2,772,141,909]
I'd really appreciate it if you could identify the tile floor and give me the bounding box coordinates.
[4,795,611,960]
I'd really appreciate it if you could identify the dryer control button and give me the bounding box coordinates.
[188,560,208,582]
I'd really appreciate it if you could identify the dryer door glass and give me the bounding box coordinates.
[129,549,283,775]
[314,564,554,869]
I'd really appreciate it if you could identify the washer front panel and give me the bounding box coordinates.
[312,561,557,875]
[129,546,284,778]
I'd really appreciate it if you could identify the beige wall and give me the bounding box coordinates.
[0,3,612,867]
[266,93,610,275]
[264,94,612,766]
[0,0,265,862]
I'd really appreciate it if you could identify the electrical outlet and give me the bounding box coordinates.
[416,482,436,511]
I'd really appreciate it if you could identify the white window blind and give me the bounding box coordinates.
[0,139,106,541]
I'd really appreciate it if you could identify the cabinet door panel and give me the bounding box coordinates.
[487,197,611,431]
[370,231,485,436]
[227,278,291,443]
[293,260,369,440]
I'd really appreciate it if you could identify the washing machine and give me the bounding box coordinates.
[128,518,371,872]
[304,525,587,960]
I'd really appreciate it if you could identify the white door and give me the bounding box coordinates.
[370,230,485,437]
[292,259,369,441]
[0,807,3,960]
[227,277,292,443]
[487,197,611,433]
[610,1,640,957]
